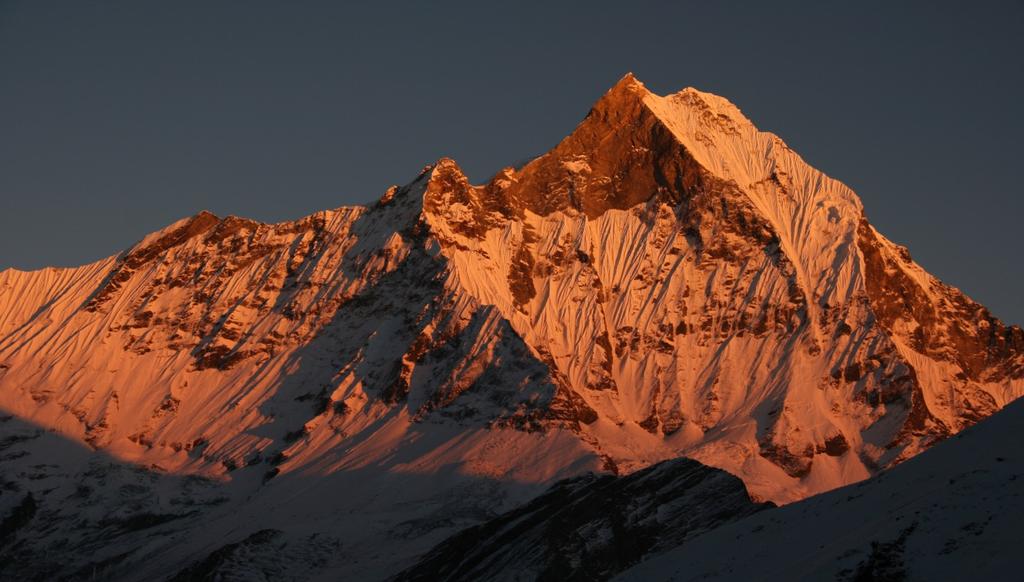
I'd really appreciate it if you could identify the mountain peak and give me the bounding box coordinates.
[668,86,753,127]
[416,76,757,224]
[424,157,473,203]
[429,156,466,177]
[586,72,650,122]
[609,71,647,93]
[132,210,221,255]
[2,76,1024,579]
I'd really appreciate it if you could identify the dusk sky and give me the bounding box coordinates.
[1,0,1022,323]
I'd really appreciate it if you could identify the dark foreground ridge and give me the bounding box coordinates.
[393,457,771,582]
[617,399,1024,581]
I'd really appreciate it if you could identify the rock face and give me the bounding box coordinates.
[0,74,1022,579]
[393,458,770,582]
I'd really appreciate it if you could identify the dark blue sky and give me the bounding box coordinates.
[1,1,1022,322]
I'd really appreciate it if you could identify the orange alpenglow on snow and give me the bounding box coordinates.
[1,74,1022,579]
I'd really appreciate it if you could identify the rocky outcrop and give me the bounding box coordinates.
[393,458,770,582]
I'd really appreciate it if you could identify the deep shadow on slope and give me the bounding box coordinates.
[393,458,772,582]
[0,411,229,581]
[0,409,559,582]
[617,399,1024,581]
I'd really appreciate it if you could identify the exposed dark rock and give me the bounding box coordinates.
[392,458,770,582]
[169,529,283,582]
[843,523,917,582]
[0,493,36,547]
[857,216,1024,383]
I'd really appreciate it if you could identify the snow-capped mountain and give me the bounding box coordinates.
[0,74,1021,579]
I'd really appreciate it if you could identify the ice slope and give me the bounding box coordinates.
[617,397,1024,581]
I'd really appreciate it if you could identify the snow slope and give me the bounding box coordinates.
[617,397,1024,581]
[1,74,1022,579]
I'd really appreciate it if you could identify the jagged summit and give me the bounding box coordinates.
[419,75,724,222]
[419,75,842,243]
[1,75,1022,579]
[595,71,649,104]
[177,76,803,238]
